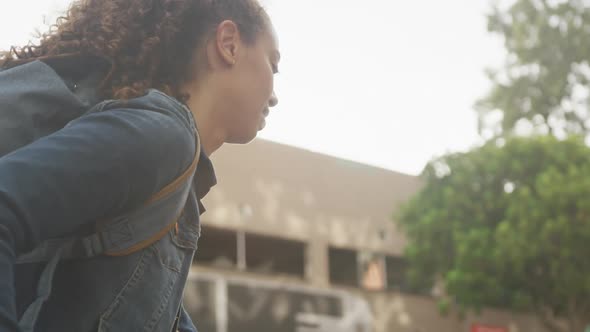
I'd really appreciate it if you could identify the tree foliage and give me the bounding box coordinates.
[477,0,590,138]
[397,136,590,331]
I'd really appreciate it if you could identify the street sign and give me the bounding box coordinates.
[471,324,508,332]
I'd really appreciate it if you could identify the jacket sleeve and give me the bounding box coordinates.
[0,107,196,330]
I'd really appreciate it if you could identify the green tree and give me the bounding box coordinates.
[477,0,590,138]
[397,136,590,332]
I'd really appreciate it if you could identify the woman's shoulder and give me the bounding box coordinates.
[97,89,195,133]
[85,92,197,166]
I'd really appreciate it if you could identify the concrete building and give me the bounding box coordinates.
[184,139,548,332]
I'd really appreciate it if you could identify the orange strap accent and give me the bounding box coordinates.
[145,141,201,205]
[105,214,180,257]
[101,131,201,256]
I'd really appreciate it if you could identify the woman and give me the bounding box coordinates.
[0,0,280,331]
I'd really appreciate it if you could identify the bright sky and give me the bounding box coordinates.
[1,0,506,175]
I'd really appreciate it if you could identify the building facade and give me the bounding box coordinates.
[185,139,548,332]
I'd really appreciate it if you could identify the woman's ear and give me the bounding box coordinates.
[215,20,241,66]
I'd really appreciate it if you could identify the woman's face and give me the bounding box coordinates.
[219,22,280,144]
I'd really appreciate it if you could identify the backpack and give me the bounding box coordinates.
[0,54,200,331]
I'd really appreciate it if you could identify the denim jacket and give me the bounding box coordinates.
[0,56,215,332]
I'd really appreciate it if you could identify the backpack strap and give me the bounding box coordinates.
[96,137,201,257]
[16,137,201,263]
[16,132,201,332]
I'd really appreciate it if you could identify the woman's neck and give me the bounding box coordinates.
[183,85,226,157]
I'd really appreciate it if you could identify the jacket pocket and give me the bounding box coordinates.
[97,235,185,332]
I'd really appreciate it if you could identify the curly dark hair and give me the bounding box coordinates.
[0,0,268,102]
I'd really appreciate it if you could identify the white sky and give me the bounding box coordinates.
[0,0,506,175]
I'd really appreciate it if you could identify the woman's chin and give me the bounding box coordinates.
[258,118,266,131]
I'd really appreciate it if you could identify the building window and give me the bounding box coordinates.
[328,249,424,294]
[385,255,433,295]
[359,252,386,291]
[385,255,409,292]
[193,225,238,268]
[328,247,359,287]
[195,226,306,278]
[245,233,306,278]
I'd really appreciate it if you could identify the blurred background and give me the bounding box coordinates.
[3,0,590,331]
